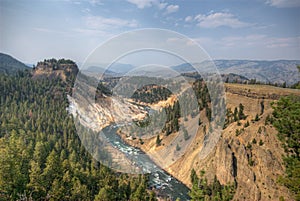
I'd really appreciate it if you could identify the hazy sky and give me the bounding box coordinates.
[0,0,299,64]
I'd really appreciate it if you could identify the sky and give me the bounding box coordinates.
[0,0,299,65]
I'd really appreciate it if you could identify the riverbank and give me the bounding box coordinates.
[102,125,191,200]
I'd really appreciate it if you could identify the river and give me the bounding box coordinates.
[101,125,191,201]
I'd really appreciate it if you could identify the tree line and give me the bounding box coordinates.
[189,169,236,201]
[271,95,300,200]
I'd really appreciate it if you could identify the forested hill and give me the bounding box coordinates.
[0,53,30,75]
[32,58,79,82]
[0,62,157,200]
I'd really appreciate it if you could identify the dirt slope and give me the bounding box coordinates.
[167,84,300,200]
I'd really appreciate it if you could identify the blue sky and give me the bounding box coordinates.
[0,0,299,64]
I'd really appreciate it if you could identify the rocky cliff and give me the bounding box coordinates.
[167,84,299,200]
[32,58,78,81]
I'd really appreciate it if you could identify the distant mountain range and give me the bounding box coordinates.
[0,53,299,85]
[0,53,30,74]
[173,60,300,85]
[214,59,300,85]
[85,60,300,85]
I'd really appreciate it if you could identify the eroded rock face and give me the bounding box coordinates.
[167,84,297,200]
[32,58,79,81]
[232,143,259,200]
[215,140,235,185]
[186,129,289,200]
[68,95,147,132]
[208,138,261,200]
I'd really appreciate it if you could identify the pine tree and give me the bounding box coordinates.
[156,135,161,146]
[42,149,62,192]
[27,160,46,198]
[238,103,246,120]
[233,107,238,121]
[183,128,189,141]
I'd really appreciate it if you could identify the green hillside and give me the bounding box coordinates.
[0,53,30,75]
[0,68,156,200]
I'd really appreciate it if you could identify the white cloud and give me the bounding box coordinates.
[85,16,138,30]
[266,0,300,8]
[192,12,251,28]
[65,0,103,5]
[127,0,158,9]
[89,0,103,6]
[265,36,300,48]
[166,37,207,47]
[65,0,81,4]
[192,37,215,45]
[194,14,204,21]
[127,0,178,15]
[165,4,179,14]
[220,35,267,47]
[185,16,193,22]
[218,35,300,49]
[158,2,167,9]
